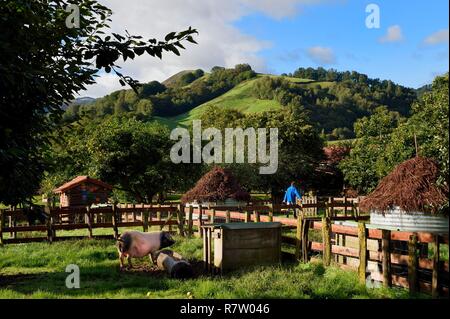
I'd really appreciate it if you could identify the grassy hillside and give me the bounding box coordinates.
[72,67,416,141]
[159,74,334,128]
[162,70,195,87]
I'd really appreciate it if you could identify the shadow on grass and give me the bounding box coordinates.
[0,263,175,298]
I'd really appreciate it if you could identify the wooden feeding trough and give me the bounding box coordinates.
[202,222,282,274]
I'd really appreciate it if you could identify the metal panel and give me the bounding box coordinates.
[370,208,449,233]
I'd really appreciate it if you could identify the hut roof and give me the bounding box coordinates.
[181,166,250,204]
[53,176,113,193]
[359,157,448,214]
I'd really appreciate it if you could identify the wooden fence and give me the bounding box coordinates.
[189,200,448,298]
[1,196,447,297]
[0,204,184,244]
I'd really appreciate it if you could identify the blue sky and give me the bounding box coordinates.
[85,0,449,97]
[234,0,449,88]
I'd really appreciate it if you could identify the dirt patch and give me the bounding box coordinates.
[120,259,208,279]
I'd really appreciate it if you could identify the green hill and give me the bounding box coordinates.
[71,65,417,140]
[161,74,335,128]
[161,70,195,87]
[167,75,283,128]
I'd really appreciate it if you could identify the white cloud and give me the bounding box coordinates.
[379,25,404,43]
[82,0,330,98]
[307,46,336,64]
[423,29,449,45]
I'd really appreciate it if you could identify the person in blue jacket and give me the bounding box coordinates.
[283,181,302,218]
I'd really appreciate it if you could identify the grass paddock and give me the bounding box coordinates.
[0,234,423,299]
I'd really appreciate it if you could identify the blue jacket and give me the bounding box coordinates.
[283,185,302,204]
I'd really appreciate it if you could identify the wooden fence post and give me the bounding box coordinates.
[86,206,93,239]
[358,222,367,284]
[268,204,274,222]
[46,206,53,243]
[431,235,440,298]
[301,218,310,263]
[0,209,4,245]
[328,198,334,217]
[207,227,212,272]
[143,206,149,233]
[225,210,231,223]
[157,204,162,231]
[295,214,303,260]
[381,229,392,287]
[322,216,331,266]
[148,204,153,229]
[408,234,418,294]
[343,196,348,216]
[294,214,302,260]
[254,210,260,223]
[168,204,173,233]
[188,205,193,236]
[112,204,118,239]
[245,210,251,223]
[197,205,204,237]
[132,204,137,222]
[11,206,16,239]
[210,208,216,223]
[202,227,208,270]
[177,204,185,237]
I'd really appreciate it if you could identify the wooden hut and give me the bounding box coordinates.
[360,157,449,233]
[182,166,250,208]
[53,176,113,208]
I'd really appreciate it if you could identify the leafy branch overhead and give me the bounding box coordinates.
[0,0,198,206]
[84,28,198,90]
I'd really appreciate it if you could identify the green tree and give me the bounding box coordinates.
[0,0,197,206]
[86,117,201,203]
[384,74,449,186]
[199,106,324,201]
[245,108,324,200]
[339,107,404,194]
[340,74,449,196]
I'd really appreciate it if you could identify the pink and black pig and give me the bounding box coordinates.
[116,230,175,270]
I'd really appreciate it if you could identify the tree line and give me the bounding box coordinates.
[63,64,256,121]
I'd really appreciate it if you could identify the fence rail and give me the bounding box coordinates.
[190,203,448,298]
[1,197,447,297]
[0,204,184,244]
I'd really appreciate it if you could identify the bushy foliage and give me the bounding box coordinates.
[198,105,325,200]
[43,117,203,202]
[0,0,197,206]
[72,65,257,120]
[251,71,416,140]
[340,74,449,196]
[339,107,405,194]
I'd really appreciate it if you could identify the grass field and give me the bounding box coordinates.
[166,76,283,128]
[155,74,336,129]
[0,231,423,299]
